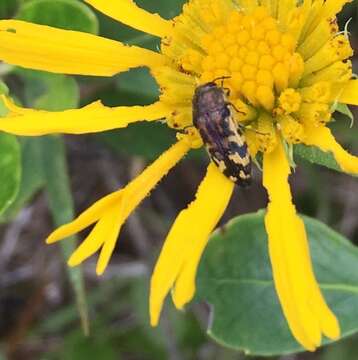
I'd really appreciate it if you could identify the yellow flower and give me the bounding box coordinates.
[0,0,358,351]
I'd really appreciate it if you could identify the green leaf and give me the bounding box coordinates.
[116,68,160,105]
[61,331,118,360]
[16,0,99,34]
[96,122,175,161]
[0,81,9,96]
[196,211,358,356]
[0,138,45,221]
[136,0,186,19]
[0,133,21,215]
[0,0,21,19]
[15,69,80,111]
[294,144,341,172]
[34,74,80,111]
[322,335,358,360]
[0,82,10,117]
[335,103,354,124]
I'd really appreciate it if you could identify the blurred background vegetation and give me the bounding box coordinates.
[0,0,358,359]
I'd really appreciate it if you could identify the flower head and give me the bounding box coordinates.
[0,0,358,351]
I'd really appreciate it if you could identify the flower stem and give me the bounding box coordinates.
[40,135,89,336]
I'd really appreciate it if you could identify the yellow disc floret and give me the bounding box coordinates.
[199,8,300,111]
[156,1,353,156]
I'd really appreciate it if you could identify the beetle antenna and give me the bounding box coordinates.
[212,76,231,86]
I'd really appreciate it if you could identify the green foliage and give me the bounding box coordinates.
[0,133,21,215]
[97,123,175,161]
[41,136,90,335]
[116,68,159,105]
[0,81,9,96]
[0,0,21,19]
[322,336,358,360]
[62,331,118,360]
[137,0,186,19]
[0,82,10,116]
[0,84,21,218]
[17,0,99,34]
[197,211,358,356]
[294,144,341,172]
[0,138,44,221]
[335,103,354,124]
[14,69,80,111]
[35,277,208,359]
[34,74,80,111]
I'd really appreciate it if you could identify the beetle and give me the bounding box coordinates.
[192,80,251,187]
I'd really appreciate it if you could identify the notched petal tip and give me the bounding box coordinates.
[149,164,234,326]
[325,315,341,340]
[172,291,188,311]
[46,140,190,276]
[95,210,124,276]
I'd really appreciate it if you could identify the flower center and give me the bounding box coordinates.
[199,8,301,112]
[157,4,353,156]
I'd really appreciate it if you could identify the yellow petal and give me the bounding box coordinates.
[84,0,173,38]
[150,163,234,327]
[260,0,278,17]
[47,138,191,272]
[278,0,297,28]
[95,138,192,274]
[0,97,170,135]
[0,20,166,76]
[47,191,123,244]
[331,80,358,106]
[303,125,358,174]
[172,167,234,309]
[263,141,340,351]
[68,209,120,267]
[96,203,125,275]
[309,0,352,32]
